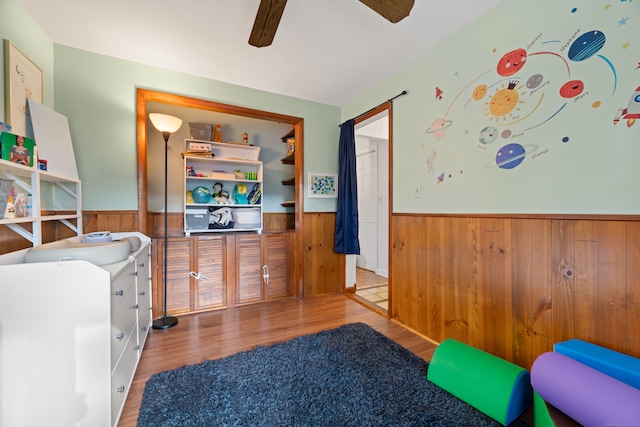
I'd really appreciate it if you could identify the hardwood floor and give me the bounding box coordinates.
[118,294,439,426]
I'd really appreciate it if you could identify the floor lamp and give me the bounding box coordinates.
[149,113,182,330]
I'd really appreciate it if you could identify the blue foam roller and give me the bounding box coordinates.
[554,339,640,390]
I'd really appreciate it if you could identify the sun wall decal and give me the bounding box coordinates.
[484,80,526,122]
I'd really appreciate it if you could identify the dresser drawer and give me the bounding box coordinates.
[111,331,138,426]
[110,261,136,314]
[111,292,137,372]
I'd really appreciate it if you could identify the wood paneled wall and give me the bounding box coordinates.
[0,211,80,254]
[303,212,344,296]
[391,214,640,369]
[4,210,636,371]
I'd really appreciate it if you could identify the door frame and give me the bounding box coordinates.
[348,102,393,315]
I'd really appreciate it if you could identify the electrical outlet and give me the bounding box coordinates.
[414,184,422,198]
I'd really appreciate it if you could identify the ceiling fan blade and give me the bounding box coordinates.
[249,0,288,47]
[359,0,414,23]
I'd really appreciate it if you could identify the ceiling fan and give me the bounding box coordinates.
[249,0,415,47]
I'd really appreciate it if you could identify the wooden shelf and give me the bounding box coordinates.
[280,129,295,213]
[280,128,295,142]
[281,153,294,165]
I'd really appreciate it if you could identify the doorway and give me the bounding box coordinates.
[345,108,391,315]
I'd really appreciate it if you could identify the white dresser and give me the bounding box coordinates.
[0,232,152,427]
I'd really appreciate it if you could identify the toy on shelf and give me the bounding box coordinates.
[212,182,230,204]
[213,124,222,142]
[191,186,212,204]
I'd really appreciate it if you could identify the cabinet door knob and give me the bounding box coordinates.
[139,291,146,296]
[114,290,124,296]
[116,386,125,393]
[139,262,145,267]
[116,332,125,341]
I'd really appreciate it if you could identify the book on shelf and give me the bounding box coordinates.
[181,150,215,158]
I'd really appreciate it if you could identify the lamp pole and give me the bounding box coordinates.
[149,114,182,330]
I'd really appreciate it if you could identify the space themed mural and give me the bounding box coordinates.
[411,0,640,214]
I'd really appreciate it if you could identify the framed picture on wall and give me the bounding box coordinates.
[4,39,43,137]
[308,173,338,198]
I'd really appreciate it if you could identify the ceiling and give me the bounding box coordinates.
[21,0,503,106]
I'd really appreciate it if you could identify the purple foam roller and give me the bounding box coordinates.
[531,352,640,427]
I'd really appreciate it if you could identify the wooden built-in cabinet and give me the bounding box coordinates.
[155,231,292,317]
[235,233,290,304]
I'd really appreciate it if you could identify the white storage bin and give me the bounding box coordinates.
[232,208,261,229]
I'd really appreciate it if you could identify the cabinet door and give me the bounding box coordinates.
[193,236,226,310]
[264,233,290,299]
[163,237,192,315]
[236,234,263,304]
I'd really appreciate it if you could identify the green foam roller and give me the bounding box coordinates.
[427,338,532,426]
[533,391,554,427]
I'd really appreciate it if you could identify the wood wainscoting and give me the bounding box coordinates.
[391,214,640,369]
[0,210,142,255]
[303,212,344,296]
[4,210,636,371]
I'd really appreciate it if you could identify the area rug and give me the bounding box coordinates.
[138,323,531,426]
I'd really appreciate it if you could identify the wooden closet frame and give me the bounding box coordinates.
[135,88,304,296]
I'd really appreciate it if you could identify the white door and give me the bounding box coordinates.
[356,145,377,271]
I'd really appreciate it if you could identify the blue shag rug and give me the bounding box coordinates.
[137,323,531,426]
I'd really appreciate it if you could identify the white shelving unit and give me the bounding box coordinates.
[0,158,82,245]
[183,141,263,235]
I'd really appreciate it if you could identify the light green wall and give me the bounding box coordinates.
[53,45,340,211]
[3,0,341,213]
[0,0,55,117]
[345,0,640,214]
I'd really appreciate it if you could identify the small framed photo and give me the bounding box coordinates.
[308,173,338,198]
[4,40,43,137]
[1,132,36,167]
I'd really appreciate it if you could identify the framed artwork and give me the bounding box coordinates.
[308,173,338,198]
[4,40,43,137]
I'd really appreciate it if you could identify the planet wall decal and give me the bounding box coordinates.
[568,30,606,61]
[486,143,540,169]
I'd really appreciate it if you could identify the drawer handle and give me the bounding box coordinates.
[117,386,125,393]
[116,332,125,341]
[114,290,124,297]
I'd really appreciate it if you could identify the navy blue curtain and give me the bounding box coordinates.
[334,119,360,254]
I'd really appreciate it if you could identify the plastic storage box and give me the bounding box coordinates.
[186,209,210,230]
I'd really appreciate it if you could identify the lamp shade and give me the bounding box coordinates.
[149,113,183,134]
